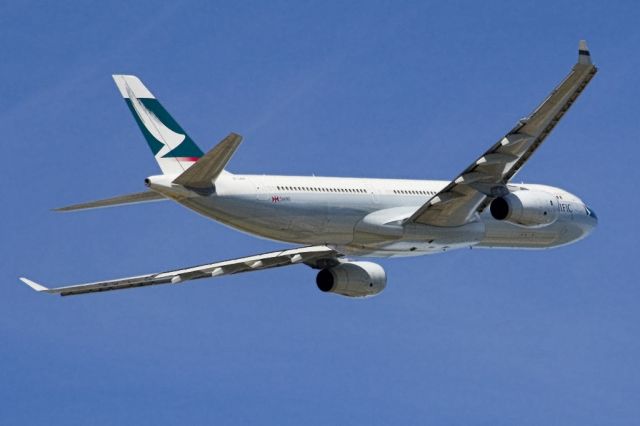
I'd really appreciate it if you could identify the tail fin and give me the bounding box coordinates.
[112,75,204,175]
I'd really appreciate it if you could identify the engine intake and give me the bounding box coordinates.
[490,190,558,227]
[316,261,386,298]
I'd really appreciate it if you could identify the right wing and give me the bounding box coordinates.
[20,245,341,296]
[407,40,597,227]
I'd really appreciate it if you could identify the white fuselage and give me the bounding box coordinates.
[147,173,597,258]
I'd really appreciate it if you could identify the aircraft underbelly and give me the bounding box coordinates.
[476,217,564,248]
[178,195,366,245]
[175,192,586,255]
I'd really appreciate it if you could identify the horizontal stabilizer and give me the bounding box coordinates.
[173,133,242,190]
[54,191,166,212]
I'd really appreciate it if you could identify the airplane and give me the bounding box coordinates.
[20,40,598,298]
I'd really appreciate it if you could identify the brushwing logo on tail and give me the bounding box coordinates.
[127,87,186,158]
[120,77,204,167]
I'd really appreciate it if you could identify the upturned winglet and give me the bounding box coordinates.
[19,277,49,292]
[578,40,592,65]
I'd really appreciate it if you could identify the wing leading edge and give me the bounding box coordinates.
[20,246,341,296]
[407,40,597,227]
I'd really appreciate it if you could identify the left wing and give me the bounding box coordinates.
[20,246,341,296]
[407,40,597,227]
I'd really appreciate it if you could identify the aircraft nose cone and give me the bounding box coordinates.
[586,205,598,224]
[579,205,598,240]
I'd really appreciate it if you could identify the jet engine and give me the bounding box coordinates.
[316,261,386,298]
[490,190,558,227]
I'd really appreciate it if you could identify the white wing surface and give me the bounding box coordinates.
[20,246,341,296]
[407,40,597,227]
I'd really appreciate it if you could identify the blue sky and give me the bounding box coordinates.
[2,1,639,424]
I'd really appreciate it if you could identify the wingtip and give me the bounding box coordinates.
[578,39,592,65]
[51,205,77,212]
[19,277,49,292]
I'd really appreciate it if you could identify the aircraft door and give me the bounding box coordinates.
[369,184,380,204]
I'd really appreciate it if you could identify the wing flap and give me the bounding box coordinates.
[20,246,340,296]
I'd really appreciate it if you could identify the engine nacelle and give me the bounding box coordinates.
[316,261,386,298]
[490,190,558,228]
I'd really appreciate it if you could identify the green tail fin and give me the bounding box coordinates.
[113,75,203,174]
